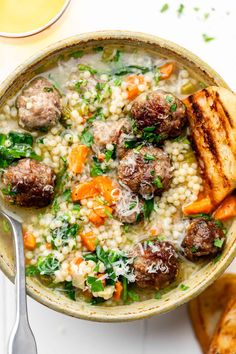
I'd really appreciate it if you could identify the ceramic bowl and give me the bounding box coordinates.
[0,31,235,322]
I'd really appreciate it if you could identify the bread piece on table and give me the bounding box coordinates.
[188,274,236,353]
[208,297,236,354]
[184,87,236,207]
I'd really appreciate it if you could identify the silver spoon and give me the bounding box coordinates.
[0,205,37,354]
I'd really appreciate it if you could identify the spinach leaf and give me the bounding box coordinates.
[64,281,76,300]
[114,65,151,76]
[0,131,41,168]
[80,129,94,147]
[37,254,60,275]
[143,198,154,220]
[51,222,79,248]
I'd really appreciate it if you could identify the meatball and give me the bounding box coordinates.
[92,118,131,150]
[118,146,172,198]
[16,77,61,131]
[113,187,143,224]
[131,90,186,139]
[132,241,179,289]
[2,158,55,207]
[181,218,226,261]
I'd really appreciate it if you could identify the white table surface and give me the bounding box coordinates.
[0,0,236,353]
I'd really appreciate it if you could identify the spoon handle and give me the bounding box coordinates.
[1,212,37,354]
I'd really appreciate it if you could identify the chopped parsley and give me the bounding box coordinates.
[213,254,222,264]
[78,64,97,75]
[153,176,163,189]
[71,50,84,58]
[191,246,198,253]
[170,103,177,112]
[129,201,137,210]
[144,153,155,161]
[166,95,173,104]
[160,3,169,13]
[93,46,103,52]
[155,291,162,299]
[104,209,113,219]
[127,290,139,302]
[177,3,184,17]
[180,284,189,291]
[214,238,224,249]
[202,34,215,43]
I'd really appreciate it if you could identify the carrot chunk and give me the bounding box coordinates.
[182,196,213,215]
[23,232,36,250]
[213,195,236,221]
[88,210,104,227]
[72,181,99,201]
[159,62,175,80]
[125,74,145,100]
[81,232,97,251]
[94,176,115,204]
[68,144,90,174]
[113,281,123,301]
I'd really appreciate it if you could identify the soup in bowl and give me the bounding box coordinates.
[0,31,235,321]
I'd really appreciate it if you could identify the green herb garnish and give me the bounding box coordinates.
[80,129,94,147]
[160,3,169,13]
[180,284,189,291]
[144,153,155,161]
[153,176,163,189]
[78,64,97,75]
[214,238,224,249]
[143,198,154,220]
[71,50,84,58]
[202,34,215,43]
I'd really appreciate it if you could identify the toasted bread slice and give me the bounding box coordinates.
[184,87,236,207]
[188,274,236,353]
[208,297,236,354]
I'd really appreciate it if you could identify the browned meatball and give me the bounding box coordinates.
[2,158,55,207]
[132,241,179,289]
[181,218,226,261]
[92,118,131,150]
[118,146,172,199]
[131,90,186,139]
[113,187,143,224]
[16,77,61,131]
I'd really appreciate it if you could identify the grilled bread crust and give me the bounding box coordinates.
[184,86,236,207]
[189,274,236,354]
[208,297,236,354]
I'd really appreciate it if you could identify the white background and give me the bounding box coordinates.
[0,0,236,353]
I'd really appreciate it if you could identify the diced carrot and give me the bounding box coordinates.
[125,74,145,100]
[213,195,236,221]
[46,242,52,250]
[94,176,115,204]
[182,196,213,215]
[98,153,105,161]
[159,62,175,80]
[75,257,83,266]
[23,232,36,250]
[93,201,113,218]
[97,274,106,287]
[88,210,104,227]
[81,231,97,251]
[150,228,158,237]
[71,181,99,201]
[68,144,90,174]
[113,281,123,301]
